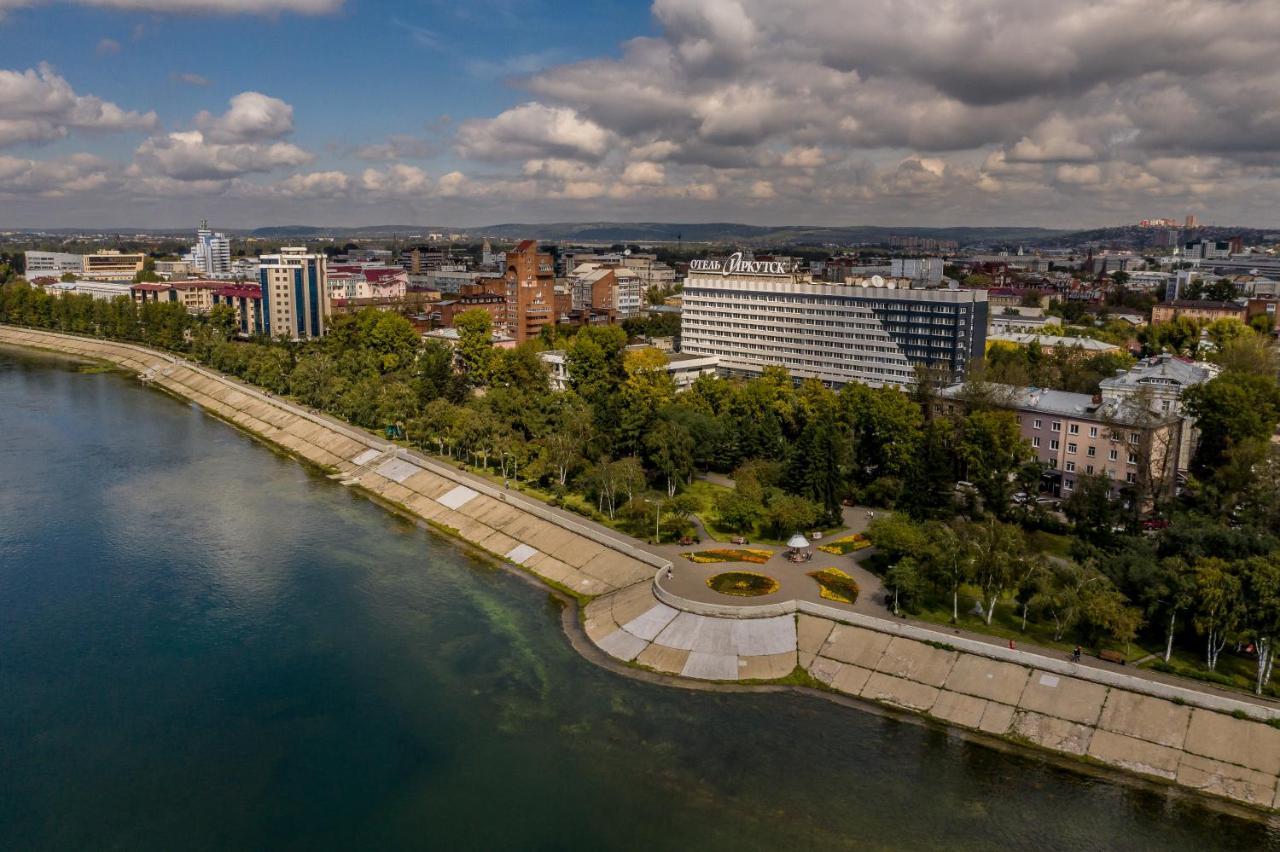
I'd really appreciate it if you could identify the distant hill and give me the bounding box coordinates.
[469,221,1069,246]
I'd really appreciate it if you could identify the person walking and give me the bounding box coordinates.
[1072,645,1082,663]
[1008,639,1017,651]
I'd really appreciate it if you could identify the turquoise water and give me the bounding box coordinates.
[1,347,1276,851]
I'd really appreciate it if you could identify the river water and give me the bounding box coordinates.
[0,347,1276,851]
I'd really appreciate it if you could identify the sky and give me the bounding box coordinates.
[4,0,1280,231]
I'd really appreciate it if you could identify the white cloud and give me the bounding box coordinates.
[0,153,117,197]
[0,63,156,147]
[195,91,293,143]
[359,163,432,196]
[621,161,665,185]
[456,102,611,161]
[173,72,210,87]
[134,130,311,179]
[96,38,121,56]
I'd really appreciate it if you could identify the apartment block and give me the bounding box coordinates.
[503,240,555,343]
[258,248,330,340]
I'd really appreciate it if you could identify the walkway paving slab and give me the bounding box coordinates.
[797,615,834,668]
[636,643,690,674]
[653,612,704,651]
[622,603,680,642]
[682,651,739,681]
[597,629,649,662]
[861,672,939,712]
[821,624,892,669]
[930,691,990,729]
[1087,729,1181,781]
[1184,708,1280,775]
[873,637,957,687]
[1010,710,1093,756]
[739,651,796,681]
[1178,753,1278,808]
[944,655,1030,705]
[1018,670,1108,726]
[1098,691,1192,750]
[730,616,796,657]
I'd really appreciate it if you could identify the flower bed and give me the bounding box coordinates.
[816,534,871,556]
[706,571,780,597]
[808,567,860,604]
[683,548,773,565]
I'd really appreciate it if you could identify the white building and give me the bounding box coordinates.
[24,251,83,276]
[1098,354,1220,472]
[49,280,133,300]
[257,248,329,339]
[539,346,718,392]
[680,256,988,387]
[183,221,231,277]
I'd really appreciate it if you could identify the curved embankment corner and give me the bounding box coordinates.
[590,570,1280,813]
[7,324,1280,816]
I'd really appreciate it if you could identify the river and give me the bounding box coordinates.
[0,346,1275,851]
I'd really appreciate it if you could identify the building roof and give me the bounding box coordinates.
[939,383,1173,427]
[1098,353,1217,392]
[988,332,1119,352]
[1164,300,1244,310]
[214,284,262,299]
[170,279,223,290]
[130,283,172,292]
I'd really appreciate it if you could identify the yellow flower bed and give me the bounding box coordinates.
[816,534,872,555]
[807,567,860,604]
[683,548,773,565]
[706,571,780,597]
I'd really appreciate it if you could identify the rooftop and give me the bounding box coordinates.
[940,383,1175,427]
[1098,353,1218,391]
[988,332,1119,351]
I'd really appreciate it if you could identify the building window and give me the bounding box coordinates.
[1129,432,1140,444]
[1033,419,1042,430]
[1049,459,1058,469]
[1068,424,1079,435]
[1086,464,1095,474]
[1109,449,1118,461]
[1089,426,1098,438]
[1126,472,1137,483]
[1067,442,1077,454]
[1064,478,1074,490]
[1087,446,1096,457]
[1065,461,1076,472]
[1051,421,1062,432]
[1050,439,1060,451]
[1128,452,1138,465]
[1032,436,1041,448]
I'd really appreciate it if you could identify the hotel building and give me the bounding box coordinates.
[680,257,987,387]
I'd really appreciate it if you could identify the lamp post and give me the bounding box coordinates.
[644,496,663,544]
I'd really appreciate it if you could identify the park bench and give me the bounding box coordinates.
[1097,649,1126,665]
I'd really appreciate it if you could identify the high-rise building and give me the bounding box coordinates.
[680,254,987,387]
[81,250,146,282]
[185,220,231,277]
[257,248,330,340]
[1184,214,1198,229]
[502,240,555,343]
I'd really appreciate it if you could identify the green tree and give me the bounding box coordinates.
[644,416,695,497]
[765,493,821,539]
[454,309,496,384]
[1183,371,1280,473]
[208,303,238,339]
[1192,556,1243,671]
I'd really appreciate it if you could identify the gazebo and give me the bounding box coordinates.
[786,533,811,562]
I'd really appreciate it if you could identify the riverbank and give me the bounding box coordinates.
[7,324,1280,817]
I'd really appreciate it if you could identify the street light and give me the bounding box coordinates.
[643,496,664,544]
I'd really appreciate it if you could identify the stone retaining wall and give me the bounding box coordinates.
[0,326,664,598]
[594,577,1280,812]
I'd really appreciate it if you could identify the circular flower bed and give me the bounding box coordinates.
[706,571,780,597]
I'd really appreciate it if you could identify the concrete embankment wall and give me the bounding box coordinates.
[591,577,1280,812]
[0,326,662,597]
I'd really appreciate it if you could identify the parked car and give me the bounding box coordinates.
[731,535,747,545]
[1141,519,1170,532]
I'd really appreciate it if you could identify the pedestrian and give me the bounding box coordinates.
[666,567,673,581]
[1072,645,1081,662]
[1008,639,1017,651]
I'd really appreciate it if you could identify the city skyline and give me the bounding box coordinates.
[5,0,1280,229]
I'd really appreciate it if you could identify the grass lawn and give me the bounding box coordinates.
[1028,530,1074,559]
[684,479,846,545]
[1140,646,1279,699]
[905,586,1154,663]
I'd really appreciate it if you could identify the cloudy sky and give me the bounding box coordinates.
[4,0,1280,230]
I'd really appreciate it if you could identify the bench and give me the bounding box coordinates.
[1098,649,1126,665]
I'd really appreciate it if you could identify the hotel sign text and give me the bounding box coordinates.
[690,252,791,277]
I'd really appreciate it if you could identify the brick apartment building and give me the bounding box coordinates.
[503,240,555,343]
